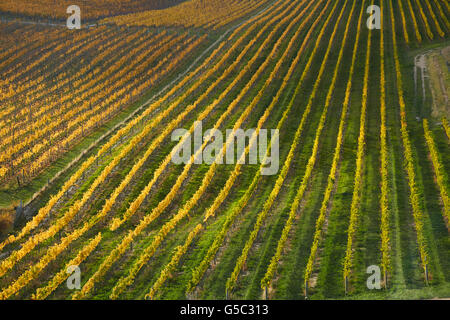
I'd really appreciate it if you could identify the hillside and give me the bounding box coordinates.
[0,0,448,300]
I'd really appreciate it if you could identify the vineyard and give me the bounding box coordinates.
[103,0,272,29]
[0,0,448,301]
[0,1,187,20]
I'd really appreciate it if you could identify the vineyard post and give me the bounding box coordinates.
[264,286,268,300]
[414,55,418,103]
[421,56,426,104]
[424,265,429,285]
[305,281,308,299]
[225,288,229,300]
[384,270,388,289]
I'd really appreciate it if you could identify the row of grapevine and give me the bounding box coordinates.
[2,0,447,301]
[0,29,72,84]
[103,0,270,29]
[145,224,203,300]
[67,0,302,297]
[3,31,190,142]
[0,29,163,157]
[212,1,270,30]
[342,0,373,282]
[443,118,450,139]
[414,0,435,39]
[423,119,449,224]
[186,0,335,294]
[0,145,123,278]
[389,0,429,274]
[0,230,101,300]
[201,0,327,223]
[444,0,450,14]
[431,0,450,30]
[108,0,301,231]
[0,32,201,182]
[405,0,423,42]
[0,37,228,249]
[186,176,260,294]
[0,34,203,184]
[109,0,325,299]
[0,34,64,92]
[25,34,203,177]
[0,24,39,67]
[0,0,286,291]
[0,28,160,138]
[263,0,359,291]
[0,33,106,185]
[379,0,392,280]
[71,0,311,299]
[0,155,96,251]
[0,28,125,127]
[108,30,285,226]
[0,47,219,276]
[226,0,345,293]
[31,233,102,300]
[3,26,115,87]
[302,0,366,291]
[0,0,187,20]
[104,12,284,228]
[397,0,410,44]
[423,0,445,37]
[0,29,97,104]
[0,0,288,185]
